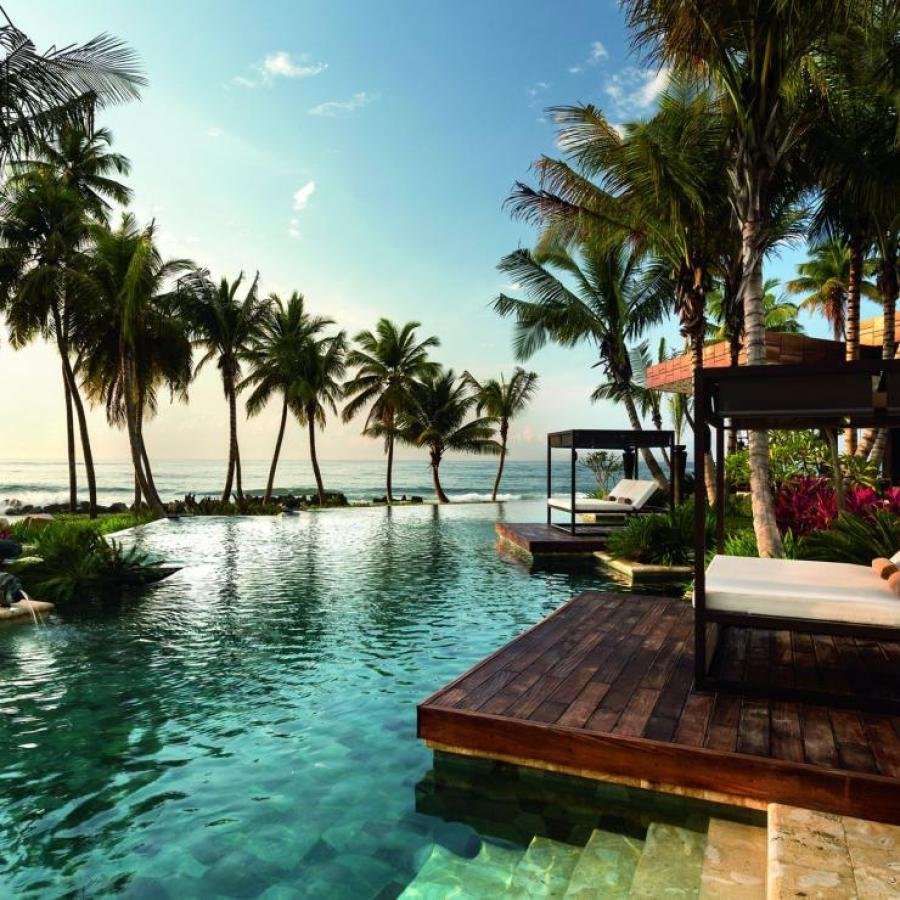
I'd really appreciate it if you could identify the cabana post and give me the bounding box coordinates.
[694,359,900,711]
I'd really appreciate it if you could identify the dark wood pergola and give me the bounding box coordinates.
[693,359,900,711]
[547,429,677,535]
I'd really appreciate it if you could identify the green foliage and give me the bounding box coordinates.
[607,503,713,566]
[581,451,623,497]
[724,430,879,489]
[10,521,171,604]
[801,511,900,565]
[722,528,804,560]
[9,511,153,544]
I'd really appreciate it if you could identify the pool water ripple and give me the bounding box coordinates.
[0,501,658,898]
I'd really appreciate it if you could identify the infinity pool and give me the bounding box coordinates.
[0,502,680,897]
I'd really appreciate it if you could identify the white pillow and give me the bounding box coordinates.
[892,550,900,565]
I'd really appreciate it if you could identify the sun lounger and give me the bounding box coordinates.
[546,478,661,535]
[701,555,900,628]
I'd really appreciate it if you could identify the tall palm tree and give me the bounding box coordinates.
[8,123,132,514]
[0,14,144,167]
[0,170,102,516]
[786,239,878,341]
[342,319,440,503]
[396,369,499,503]
[622,0,852,556]
[493,242,670,488]
[462,368,538,502]
[78,214,193,516]
[296,329,347,505]
[241,292,335,502]
[708,278,804,340]
[186,271,267,501]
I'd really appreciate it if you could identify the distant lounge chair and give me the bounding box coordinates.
[547,478,661,534]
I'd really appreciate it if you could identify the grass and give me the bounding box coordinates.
[8,510,156,543]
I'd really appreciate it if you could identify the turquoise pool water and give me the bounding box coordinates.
[0,501,687,897]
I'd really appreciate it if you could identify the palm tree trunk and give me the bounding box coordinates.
[431,451,450,503]
[122,359,165,518]
[52,308,98,519]
[133,472,142,510]
[63,366,77,512]
[265,396,288,503]
[739,203,783,558]
[845,236,863,454]
[234,436,244,500]
[860,255,898,464]
[620,390,669,489]
[140,432,162,508]
[222,380,236,502]
[386,423,395,504]
[492,432,508,503]
[307,408,326,505]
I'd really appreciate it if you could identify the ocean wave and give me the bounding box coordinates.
[446,492,526,503]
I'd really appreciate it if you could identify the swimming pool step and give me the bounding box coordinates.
[505,835,581,897]
[563,828,644,899]
[628,823,707,899]
[698,818,766,898]
[399,841,522,899]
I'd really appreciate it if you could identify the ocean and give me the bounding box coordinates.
[0,457,615,508]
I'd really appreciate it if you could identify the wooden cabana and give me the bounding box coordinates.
[693,359,900,711]
[547,429,677,535]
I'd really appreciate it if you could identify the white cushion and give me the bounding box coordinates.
[701,554,900,627]
[891,550,900,565]
[548,479,658,513]
[547,497,628,513]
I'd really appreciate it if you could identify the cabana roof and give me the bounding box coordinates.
[697,359,900,430]
[548,428,674,450]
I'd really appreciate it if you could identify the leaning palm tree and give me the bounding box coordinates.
[0,14,144,167]
[462,368,538,502]
[241,292,335,502]
[396,369,499,503]
[493,241,670,488]
[623,0,854,556]
[296,329,347,505]
[786,239,878,341]
[184,271,267,501]
[342,319,440,503]
[78,214,193,516]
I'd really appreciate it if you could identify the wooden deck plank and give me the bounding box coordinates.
[418,591,900,825]
[495,522,609,556]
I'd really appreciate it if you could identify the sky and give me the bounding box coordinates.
[4,1,881,466]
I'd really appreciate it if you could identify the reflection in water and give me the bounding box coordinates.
[0,501,679,898]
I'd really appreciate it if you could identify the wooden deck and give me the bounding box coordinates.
[496,523,609,556]
[418,592,900,825]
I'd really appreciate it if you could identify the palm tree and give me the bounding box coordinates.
[296,329,347,505]
[708,278,804,340]
[78,214,193,516]
[462,368,538,502]
[342,319,440,503]
[492,242,670,488]
[622,0,852,556]
[241,292,335,502]
[0,170,102,516]
[0,14,144,167]
[396,369,499,503]
[786,239,878,341]
[186,272,267,501]
[7,123,132,515]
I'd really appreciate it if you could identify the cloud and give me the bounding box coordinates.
[601,66,671,117]
[262,51,328,81]
[569,40,608,75]
[307,91,377,117]
[287,218,301,239]
[232,51,328,88]
[293,181,316,211]
[207,127,223,138]
[589,41,608,62]
[528,81,549,98]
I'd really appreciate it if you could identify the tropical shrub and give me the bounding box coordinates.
[722,528,804,559]
[581,450,623,498]
[607,503,714,566]
[774,477,900,536]
[10,522,172,603]
[801,511,900,566]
